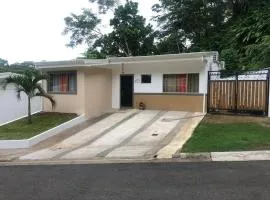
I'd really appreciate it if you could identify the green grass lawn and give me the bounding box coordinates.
[0,112,77,140]
[182,114,270,152]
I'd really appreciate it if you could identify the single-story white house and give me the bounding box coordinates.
[36,52,223,119]
[0,72,42,125]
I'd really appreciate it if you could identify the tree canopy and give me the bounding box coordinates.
[153,0,270,70]
[64,1,155,57]
[63,0,270,71]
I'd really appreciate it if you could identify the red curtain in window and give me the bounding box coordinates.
[177,74,187,92]
[60,74,68,92]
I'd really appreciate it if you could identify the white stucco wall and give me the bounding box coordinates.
[112,58,209,109]
[0,84,42,125]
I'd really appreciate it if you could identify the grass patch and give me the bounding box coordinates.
[0,112,77,140]
[182,114,270,152]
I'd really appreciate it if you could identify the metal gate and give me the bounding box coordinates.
[207,70,270,116]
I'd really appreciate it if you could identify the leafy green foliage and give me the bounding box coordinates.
[63,0,270,70]
[220,49,239,72]
[154,0,270,70]
[154,33,186,55]
[80,48,107,59]
[63,9,102,47]
[64,1,155,57]
[222,6,270,69]
[89,0,118,13]
[93,1,156,56]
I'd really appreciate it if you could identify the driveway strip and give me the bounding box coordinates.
[61,110,160,160]
[19,110,138,160]
[107,111,190,159]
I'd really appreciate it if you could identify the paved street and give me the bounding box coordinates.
[1,161,270,200]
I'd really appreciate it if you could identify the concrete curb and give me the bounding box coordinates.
[173,152,211,161]
[0,115,87,149]
[174,151,270,162]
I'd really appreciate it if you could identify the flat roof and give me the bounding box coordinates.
[35,51,219,69]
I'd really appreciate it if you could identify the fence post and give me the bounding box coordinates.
[207,71,211,113]
[235,72,238,113]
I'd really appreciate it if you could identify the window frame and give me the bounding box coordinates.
[141,74,152,84]
[162,73,199,94]
[47,71,77,95]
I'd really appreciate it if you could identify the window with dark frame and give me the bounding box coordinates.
[47,71,77,94]
[163,74,199,93]
[141,74,151,83]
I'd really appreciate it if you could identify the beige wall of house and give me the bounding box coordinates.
[84,68,112,118]
[134,94,206,113]
[43,71,86,115]
[43,68,113,118]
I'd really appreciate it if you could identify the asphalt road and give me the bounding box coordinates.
[1,161,270,200]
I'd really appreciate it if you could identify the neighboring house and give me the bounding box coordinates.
[0,72,42,125]
[36,52,223,119]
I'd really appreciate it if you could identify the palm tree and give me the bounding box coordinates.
[3,68,55,124]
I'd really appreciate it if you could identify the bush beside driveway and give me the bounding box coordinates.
[181,114,270,153]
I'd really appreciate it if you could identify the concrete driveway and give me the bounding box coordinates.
[20,110,202,161]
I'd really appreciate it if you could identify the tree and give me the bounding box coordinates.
[89,0,119,13]
[93,1,156,56]
[153,0,270,70]
[221,5,270,69]
[63,1,156,57]
[63,0,119,48]
[220,49,239,72]
[63,9,102,47]
[153,0,227,52]
[3,68,55,124]
[154,32,186,55]
[79,48,106,59]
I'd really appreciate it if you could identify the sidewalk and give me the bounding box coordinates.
[174,151,270,162]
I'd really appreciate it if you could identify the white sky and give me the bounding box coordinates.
[0,0,159,64]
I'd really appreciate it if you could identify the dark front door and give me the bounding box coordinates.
[120,75,133,107]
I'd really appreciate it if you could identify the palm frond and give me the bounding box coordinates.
[16,87,26,100]
[35,84,56,109]
[2,75,24,90]
[33,73,48,86]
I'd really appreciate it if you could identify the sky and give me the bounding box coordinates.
[0,0,159,64]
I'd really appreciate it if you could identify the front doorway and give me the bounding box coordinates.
[120,75,134,107]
